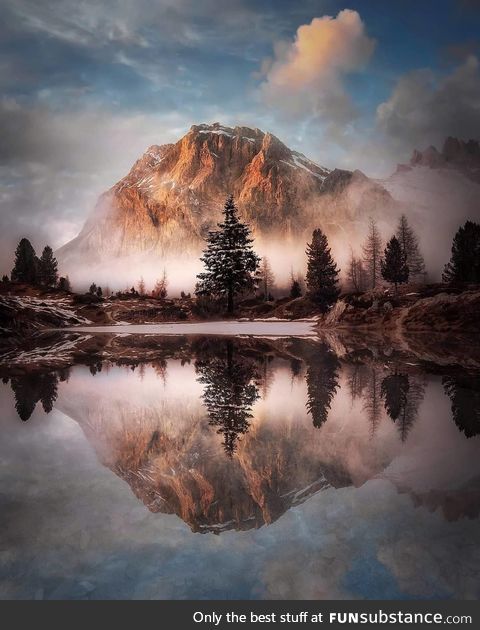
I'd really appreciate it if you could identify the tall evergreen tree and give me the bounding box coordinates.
[289,269,302,298]
[11,238,38,284]
[305,228,340,311]
[196,195,260,313]
[442,220,480,283]
[362,218,383,289]
[38,245,58,287]
[258,257,275,301]
[396,214,426,279]
[381,236,409,291]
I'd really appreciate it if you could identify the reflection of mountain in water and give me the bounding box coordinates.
[4,336,480,532]
[50,340,396,533]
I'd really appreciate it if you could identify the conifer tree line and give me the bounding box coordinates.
[5,199,480,311]
[195,196,480,312]
[9,237,71,291]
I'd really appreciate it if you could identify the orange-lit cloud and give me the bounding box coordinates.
[259,9,375,123]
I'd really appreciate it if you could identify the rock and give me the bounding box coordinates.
[407,136,480,183]
[56,123,396,268]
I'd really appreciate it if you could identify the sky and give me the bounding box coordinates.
[1,0,480,269]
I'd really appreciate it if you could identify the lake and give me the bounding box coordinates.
[0,332,479,599]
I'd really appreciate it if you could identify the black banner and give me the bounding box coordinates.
[1,600,478,628]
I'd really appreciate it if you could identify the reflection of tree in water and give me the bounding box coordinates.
[9,369,70,421]
[382,372,425,442]
[443,374,480,438]
[346,362,370,405]
[381,371,426,442]
[305,345,340,429]
[196,340,260,456]
[381,372,409,420]
[363,367,383,437]
[259,354,275,398]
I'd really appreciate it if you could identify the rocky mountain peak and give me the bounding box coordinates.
[407,136,480,182]
[57,122,396,270]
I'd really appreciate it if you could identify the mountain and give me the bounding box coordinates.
[57,122,395,270]
[379,138,480,276]
[408,137,480,183]
[57,124,480,288]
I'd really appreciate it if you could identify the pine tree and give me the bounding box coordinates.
[289,268,302,298]
[362,218,383,289]
[443,221,480,283]
[58,276,71,292]
[346,248,367,292]
[290,278,302,299]
[11,238,38,284]
[381,236,409,291]
[89,283,97,295]
[138,277,146,296]
[196,195,260,313]
[305,228,340,311]
[258,257,275,301]
[396,214,425,279]
[152,269,168,299]
[38,245,58,287]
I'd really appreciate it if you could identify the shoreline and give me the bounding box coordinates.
[59,319,318,338]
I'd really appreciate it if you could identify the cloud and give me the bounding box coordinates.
[377,55,480,154]
[259,10,375,127]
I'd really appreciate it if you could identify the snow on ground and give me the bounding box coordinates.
[2,296,91,324]
[63,320,317,338]
[0,334,93,366]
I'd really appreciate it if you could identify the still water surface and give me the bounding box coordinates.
[1,335,479,599]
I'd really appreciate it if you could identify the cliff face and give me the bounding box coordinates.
[57,122,395,265]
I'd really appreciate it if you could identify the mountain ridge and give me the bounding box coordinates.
[57,122,395,267]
